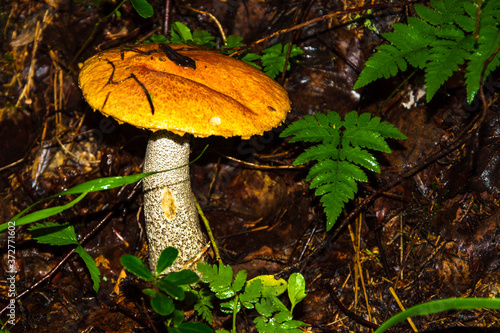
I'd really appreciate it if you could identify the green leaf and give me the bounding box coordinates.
[171,22,194,44]
[339,146,378,173]
[150,34,170,43]
[293,143,340,165]
[250,275,288,298]
[163,269,199,285]
[4,192,87,232]
[120,255,155,282]
[288,273,307,313]
[168,322,213,333]
[223,35,246,49]
[281,320,306,330]
[232,270,247,293]
[372,121,408,140]
[254,316,273,332]
[150,292,174,316]
[156,247,179,275]
[142,288,156,297]
[192,29,215,47]
[280,115,338,144]
[375,298,500,333]
[414,3,444,25]
[425,37,472,102]
[240,278,262,309]
[74,245,101,293]
[220,296,241,314]
[130,0,153,18]
[343,129,390,153]
[193,288,214,325]
[240,53,262,69]
[274,310,292,323]
[157,278,185,300]
[28,222,78,246]
[353,44,408,89]
[269,294,289,312]
[255,297,275,317]
[261,43,303,78]
[198,263,236,299]
[465,24,500,102]
[172,308,185,327]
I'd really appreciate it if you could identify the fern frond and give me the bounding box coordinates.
[308,160,367,185]
[344,129,390,153]
[293,143,340,165]
[313,162,360,207]
[280,115,340,144]
[355,0,500,104]
[414,0,466,26]
[281,111,406,231]
[353,44,407,89]
[465,24,500,102]
[425,37,472,102]
[370,120,408,140]
[339,146,379,173]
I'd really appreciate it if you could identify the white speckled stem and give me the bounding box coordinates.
[143,130,205,272]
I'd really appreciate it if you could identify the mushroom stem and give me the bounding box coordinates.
[143,130,205,271]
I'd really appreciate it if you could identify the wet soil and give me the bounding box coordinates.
[1,0,499,332]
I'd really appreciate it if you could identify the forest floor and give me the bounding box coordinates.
[1,0,499,332]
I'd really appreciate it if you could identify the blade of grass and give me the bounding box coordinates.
[2,192,88,232]
[375,298,500,333]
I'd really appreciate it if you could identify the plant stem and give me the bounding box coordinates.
[195,198,222,265]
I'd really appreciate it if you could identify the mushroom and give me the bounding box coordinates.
[78,43,291,271]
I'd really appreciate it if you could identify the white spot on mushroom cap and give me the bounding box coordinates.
[209,116,221,126]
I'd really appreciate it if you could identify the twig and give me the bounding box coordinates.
[164,0,172,36]
[220,153,306,170]
[324,282,379,330]
[183,5,227,43]
[195,198,222,265]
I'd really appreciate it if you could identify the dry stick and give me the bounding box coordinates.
[324,282,379,330]
[389,287,418,332]
[183,5,227,43]
[220,153,307,170]
[164,0,172,36]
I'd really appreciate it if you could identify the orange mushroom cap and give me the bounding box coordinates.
[78,43,291,139]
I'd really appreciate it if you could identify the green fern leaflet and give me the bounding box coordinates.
[281,111,406,231]
[354,0,500,103]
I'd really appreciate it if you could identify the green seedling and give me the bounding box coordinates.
[120,247,211,333]
[197,263,307,333]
